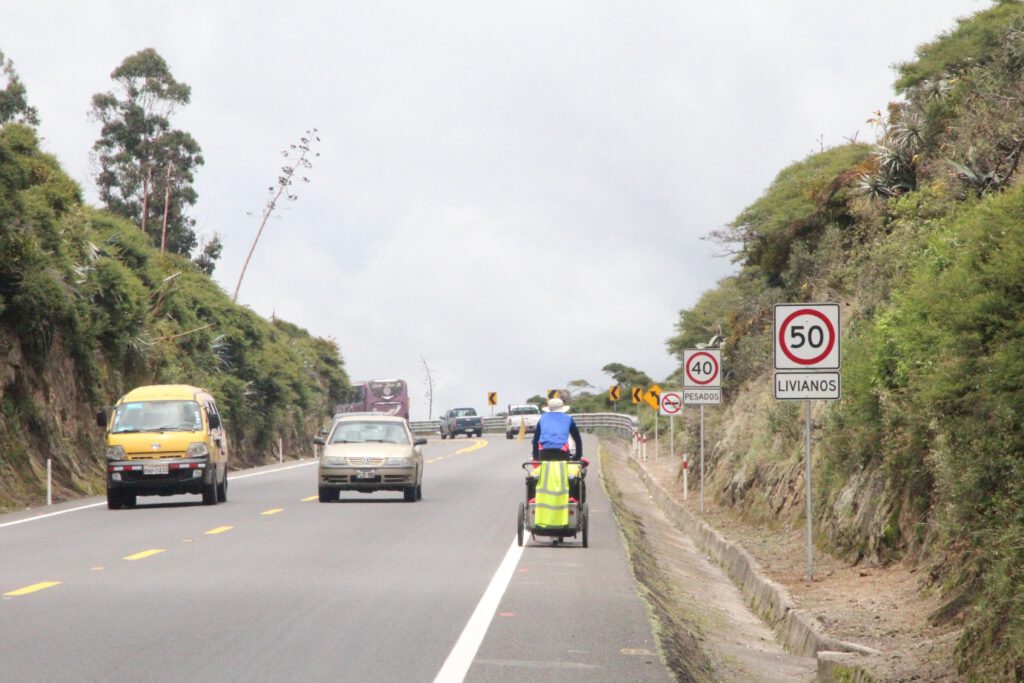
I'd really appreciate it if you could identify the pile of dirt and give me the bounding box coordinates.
[608,438,963,682]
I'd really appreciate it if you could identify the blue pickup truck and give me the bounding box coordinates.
[439,407,482,439]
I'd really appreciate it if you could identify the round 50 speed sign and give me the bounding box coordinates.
[774,303,840,370]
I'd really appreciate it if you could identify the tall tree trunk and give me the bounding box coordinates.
[160,161,174,253]
[141,163,152,235]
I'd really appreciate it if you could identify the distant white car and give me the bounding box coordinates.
[505,404,541,439]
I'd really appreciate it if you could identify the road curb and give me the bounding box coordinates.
[623,452,881,682]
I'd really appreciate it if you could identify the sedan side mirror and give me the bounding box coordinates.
[413,437,427,446]
[313,436,326,446]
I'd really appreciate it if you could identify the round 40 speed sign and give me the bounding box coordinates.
[774,303,840,370]
[683,349,721,388]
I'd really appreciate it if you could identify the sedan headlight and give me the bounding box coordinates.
[187,442,210,458]
[386,456,413,466]
[323,456,346,466]
[106,445,125,460]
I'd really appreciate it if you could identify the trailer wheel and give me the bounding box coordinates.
[517,503,525,547]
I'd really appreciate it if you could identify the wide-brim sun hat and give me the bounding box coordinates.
[543,397,569,412]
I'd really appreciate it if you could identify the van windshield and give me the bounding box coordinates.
[112,400,203,433]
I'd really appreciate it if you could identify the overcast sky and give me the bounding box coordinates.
[2,1,984,419]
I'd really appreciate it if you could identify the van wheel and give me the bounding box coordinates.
[106,489,123,510]
[202,477,218,505]
[216,470,228,502]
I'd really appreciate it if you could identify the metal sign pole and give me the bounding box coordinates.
[700,404,705,513]
[805,399,813,582]
[683,451,689,501]
[655,412,659,460]
[670,413,674,458]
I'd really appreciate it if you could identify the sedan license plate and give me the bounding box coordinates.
[143,463,169,475]
[355,470,377,479]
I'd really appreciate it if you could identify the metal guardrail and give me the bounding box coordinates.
[409,412,637,436]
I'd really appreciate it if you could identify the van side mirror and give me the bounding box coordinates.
[95,408,111,429]
[207,412,221,429]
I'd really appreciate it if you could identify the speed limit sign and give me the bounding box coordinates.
[774,304,840,370]
[683,349,721,388]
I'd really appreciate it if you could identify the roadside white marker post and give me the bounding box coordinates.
[773,303,841,583]
[47,459,52,506]
[278,438,283,464]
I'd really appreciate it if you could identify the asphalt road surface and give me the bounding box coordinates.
[1,434,670,682]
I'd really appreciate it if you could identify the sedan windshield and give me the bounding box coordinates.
[330,421,409,445]
[112,401,202,434]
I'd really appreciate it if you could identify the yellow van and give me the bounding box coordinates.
[97,384,229,509]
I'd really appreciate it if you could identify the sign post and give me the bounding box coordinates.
[487,391,497,417]
[683,349,722,512]
[659,391,683,465]
[645,385,662,459]
[774,303,841,582]
[631,387,642,457]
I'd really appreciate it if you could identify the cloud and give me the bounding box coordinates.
[0,0,983,418]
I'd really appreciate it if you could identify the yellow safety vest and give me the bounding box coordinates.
[534,461,570,528]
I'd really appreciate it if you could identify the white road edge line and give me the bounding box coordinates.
[0,503,106,528]
[0,460,318,529]
[433,537,524,683]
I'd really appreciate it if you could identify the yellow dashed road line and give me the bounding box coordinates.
[261,508,283,516]
[124,549,166,561]
[4,581,61,597]
[427,438,489,463]
[205,526,233,535]
[456,438,488,454]
[301,495,318,502]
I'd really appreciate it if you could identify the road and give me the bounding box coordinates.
[1,435,670,682]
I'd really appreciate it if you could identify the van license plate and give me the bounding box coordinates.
[143,464,169,475]
[355,470,376,479]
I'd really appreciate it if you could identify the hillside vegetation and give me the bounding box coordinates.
[0,123,347,510]
[662,3,1024,678]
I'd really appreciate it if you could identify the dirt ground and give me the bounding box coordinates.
[602,438,963,682]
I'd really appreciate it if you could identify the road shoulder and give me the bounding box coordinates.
[600,441,817,682]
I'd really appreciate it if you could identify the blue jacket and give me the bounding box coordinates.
[532,411,583,459]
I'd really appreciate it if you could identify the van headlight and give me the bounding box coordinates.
[106,445,125,460]
[187,443,210,459]
[386,456,412,466]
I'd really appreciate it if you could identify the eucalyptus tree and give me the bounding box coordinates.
[90,48,205,258]
[0,48,39,126]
